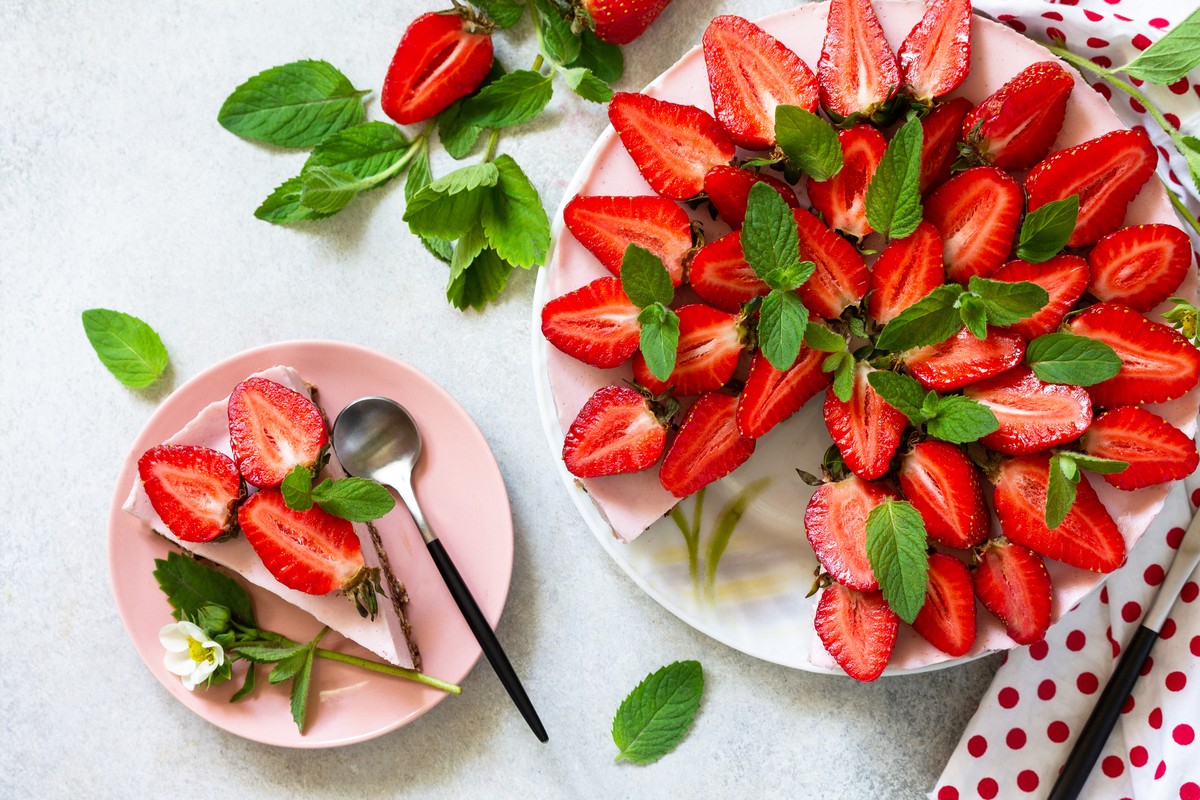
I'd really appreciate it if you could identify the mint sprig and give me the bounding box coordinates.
[218,60,368,148]
[865,500,929,624]
[82,309,169,389]
[612,661,704,764]
[1026,333,1121,386]
[1117,7,1200,84]
[875,279,1048,351]
[865,115,924,240]
[281,465,396,522]
[867,372,999,444]
[621,244,680,382]
[460,70,555,129]
[742,182,815,370]
[775,106,843,182]
[1016,195,1079,263]
[1045,452,1129,529]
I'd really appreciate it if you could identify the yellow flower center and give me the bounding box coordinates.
[187,637,215,664]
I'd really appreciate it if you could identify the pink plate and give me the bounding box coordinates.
[107,340,514,748]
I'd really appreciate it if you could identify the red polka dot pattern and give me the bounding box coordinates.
[1102,755,1124,778]
[937,787,958,800]
[1145,564,1165,585]
[1150,707,1163,730]
[1077,672,1099,694]
[1175,724,1195,746]
[1122,601,1142,623]
[1130,745,1148,767]
[1048,721,1070,743]
[1162,618,1177,640]
[999,687,1019,708]
[1038,679,1056,700]
[978,777,998,799]
[1168,527,1186,548]
[1182,783,1200,800]
[1017,770,1039,792]
[1166,671,1186,691]
[1067,630,1086,651]
[968,734,987,758]
[1007,727,1027,750]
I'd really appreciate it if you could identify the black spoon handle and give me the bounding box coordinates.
[426,538,548,742]
[1047,625,1158,800]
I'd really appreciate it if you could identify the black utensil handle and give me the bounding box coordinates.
[426,538,548,743]
[1048,625,1159,800]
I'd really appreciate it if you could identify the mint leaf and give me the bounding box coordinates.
[299,166,360,214]
[452,224,489,281]
[404,162,500,240]
[461,70,554,129]
[405,144,453,259]
[304,121,411,186]
[230,664,257,702]
[560,66,614,103]
[82,309,169,388]
[255,176,333,224]
[1118,7,1200,84]
[1016,195,1079,263]
[534,0,582,65]
[742,182,802,281]
[473,0,524,28]
[1045,453,1078,530]
[775,106,843,181]
[281,465,315,510]
[447,247,514,310]
[1065,453,1129,475]
[153,552,256,628]
[866,371,927,423]
[925,395,999,444]
[865,115,924,240]
[568,29,623,84]
[831,353,855,402]
[1179,135,1200,194]
[438,101,485,159]
[1026,333,1121,386]
[612,661,704,764]
[637,304,680,381]
[865,500,928,624]
[967,277,1049,326]
[288,645,316,732]
[480,155,550,269]
[804,322,847,353]
[759,290,809,371]
[218,60,367,148]
[620,244,675,308]
[312,477,396,522]
[875,284,965,352]
[959,294,988,339]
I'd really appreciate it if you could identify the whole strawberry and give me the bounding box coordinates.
[580,0,673,45]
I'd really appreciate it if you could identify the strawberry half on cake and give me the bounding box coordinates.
[123,366,420,670]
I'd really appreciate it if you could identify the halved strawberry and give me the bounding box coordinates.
[609,92,736,200]
[817,0,901,123]
[897,0,971,104]
[686,231,770,312]
[563,194,693,286]
[963,366,1091,455]
[993,454,1126,573]
[659,392,756,497]
[562,385,670,478]
[919,97,973,194]
[961,61,1073,170]
[1087,224,1192,312]
[814,583,898,682]
[1081,406,1199,490]
[898,440,988,549]
[703,15,818,150]
[795,209,871,320]
[1025,128,1157,247]
[227,377,329,488]
[904,326,1026,392]
[1067,303,1200,407]
[581,0,673,45]
[973,538,1052,645]
[807,125,887,240]
[703,166,800,229]
[990,255,1089,341]
[633,304,745,396]
[925,166,1023,284]
[737,347,832,438]
[239,488,380,617]
[823,362,909,480]
[381,12,494,125]
[867,221,945,325]
[805,474,897,591]
[138,445,242,543]
[912,553,976,657]
[541,277,640,369]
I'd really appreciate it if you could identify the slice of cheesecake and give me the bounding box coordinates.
[124,365,420,669]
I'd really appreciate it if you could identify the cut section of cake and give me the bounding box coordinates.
[123,365,420,669]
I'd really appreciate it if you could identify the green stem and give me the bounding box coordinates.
[1163,177,1200,237]
[533,53,545,73]
[1044,43,1188,152]
[483,128,501,162]
[363,132,425,189]
[314,649,462,694]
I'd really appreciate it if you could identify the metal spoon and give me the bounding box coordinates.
[332,396,547,742]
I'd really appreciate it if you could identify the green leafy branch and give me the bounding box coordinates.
[281,464,396,521]
[866,371,999,444]
[875,277,1049,352]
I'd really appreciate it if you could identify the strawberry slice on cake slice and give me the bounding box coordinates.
[124,366,420,669]
[563,194,693,287]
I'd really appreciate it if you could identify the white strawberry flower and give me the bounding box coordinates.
[159,620,225,691]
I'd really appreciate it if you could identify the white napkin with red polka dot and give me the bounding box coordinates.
[932,2,1200,798]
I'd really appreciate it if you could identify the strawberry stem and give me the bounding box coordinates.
[313,649,462,693]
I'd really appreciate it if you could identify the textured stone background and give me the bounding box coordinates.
[0,1,999,796]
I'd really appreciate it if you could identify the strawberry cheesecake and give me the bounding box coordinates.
[123,366,420,670]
